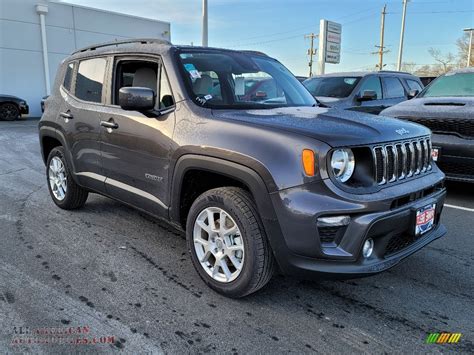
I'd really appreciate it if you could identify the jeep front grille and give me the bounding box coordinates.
[372,138,432,185]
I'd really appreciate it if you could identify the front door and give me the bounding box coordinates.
[100,56,176,218]
[352,75,386,114]
[381,76,408,109]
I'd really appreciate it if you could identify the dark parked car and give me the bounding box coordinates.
[0,94,29,120]
[381,68,474,183]
[41,95,49,113]
[303,71,424,115]
[420,76,437,87]
[39,39,446,297]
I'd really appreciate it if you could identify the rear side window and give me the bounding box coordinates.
[75,58,107,103]
[63,62,74,91]
[382,77,405,98]
[406,79,423,92]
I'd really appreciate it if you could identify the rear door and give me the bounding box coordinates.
[100,55,176,218]
[58,56,109,192]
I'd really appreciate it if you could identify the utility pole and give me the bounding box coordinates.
[374,4,389,70]
[305,33,317,77]
[202,0,208,47]
[464,28,473,67]
[397,0,409,71]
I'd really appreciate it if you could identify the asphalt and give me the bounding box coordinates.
[0,119,473,354]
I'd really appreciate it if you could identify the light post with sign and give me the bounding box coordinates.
[317,19,341,75]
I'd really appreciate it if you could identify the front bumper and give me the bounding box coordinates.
[431,133,474,183]
[267,169,446,279]
[19,102,29,115]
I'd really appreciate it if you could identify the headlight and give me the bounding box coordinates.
[331,148,355,183]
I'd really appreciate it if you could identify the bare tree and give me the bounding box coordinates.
[401,62,417,73]
[456,32,473,66]
[428,48,456,74]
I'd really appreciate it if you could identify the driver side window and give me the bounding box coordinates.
[358,76,383,99]
[114,59,175,110]
[114,60,158,105]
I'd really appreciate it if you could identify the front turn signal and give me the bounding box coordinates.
[302,149,316,176]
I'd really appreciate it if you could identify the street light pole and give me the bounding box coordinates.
[397,0,408,71]
[464,28,473,67]
[202,0,208,47]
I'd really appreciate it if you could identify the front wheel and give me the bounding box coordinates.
[186,187,275,298]
[46,146,88,209]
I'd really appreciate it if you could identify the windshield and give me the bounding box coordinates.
[421,72,474,97]
[303,76,361,98]
[177,50,316,109]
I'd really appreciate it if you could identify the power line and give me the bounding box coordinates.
[228,11,378,48]
[389,10,474,14]
[229,34,304,48]
[227,6,380,47]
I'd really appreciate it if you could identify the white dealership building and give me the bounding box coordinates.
[0,0,171,116]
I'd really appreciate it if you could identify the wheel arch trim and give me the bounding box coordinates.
[169,154,288,269]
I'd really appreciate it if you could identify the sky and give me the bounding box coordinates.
[60,0,474,76]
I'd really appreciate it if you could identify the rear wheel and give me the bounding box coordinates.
[187,187,275,298]
[46,147,88,209]
[0,103,19,121]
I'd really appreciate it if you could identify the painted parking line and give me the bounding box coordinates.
[444,204,474,213]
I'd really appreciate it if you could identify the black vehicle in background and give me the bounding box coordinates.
[0,94,29,121]
[381,68,474,183]
[41,95,49,113]
[420,76,437,87]
[303,71,423,115]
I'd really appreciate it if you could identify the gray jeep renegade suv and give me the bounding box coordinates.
[39,39,446,297]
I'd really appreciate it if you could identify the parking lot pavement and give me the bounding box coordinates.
[0,120,473,354]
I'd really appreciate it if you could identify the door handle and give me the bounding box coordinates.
[100,120,119,129]
[59,111,73,119]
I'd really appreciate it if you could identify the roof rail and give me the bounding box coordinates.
[72,38,171,55]
[240,50,269,57]
[378,70,412,75]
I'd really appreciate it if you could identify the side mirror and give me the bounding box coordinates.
[119,87,155,111]
[357,90,377,101]
[408,89,419,99]
[255,91,268,98]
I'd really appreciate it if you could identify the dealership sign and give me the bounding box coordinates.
[324,20,341,64]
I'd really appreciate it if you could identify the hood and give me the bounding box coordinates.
[212,106,429,147]
[381,96,474,120]
[0,94,23,101]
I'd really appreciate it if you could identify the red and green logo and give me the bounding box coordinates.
[426,333,462,344]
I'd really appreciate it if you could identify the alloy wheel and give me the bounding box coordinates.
[48,156,67,201]
[193,207,244,283]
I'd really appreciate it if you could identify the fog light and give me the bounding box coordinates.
[362,238,374,258]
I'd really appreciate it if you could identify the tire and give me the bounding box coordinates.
[186,187,275,298]
[46,146,88,209]
[0,103,19,121]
